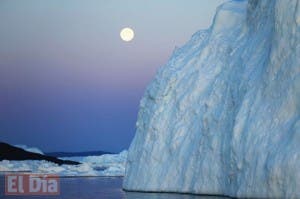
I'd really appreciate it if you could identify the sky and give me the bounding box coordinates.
[0,0,225,153]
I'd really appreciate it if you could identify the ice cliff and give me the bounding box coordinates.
[123,0,300,198]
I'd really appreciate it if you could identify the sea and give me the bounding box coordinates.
[0,176,229,199]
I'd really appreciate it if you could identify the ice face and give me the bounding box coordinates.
[123,0,300,198]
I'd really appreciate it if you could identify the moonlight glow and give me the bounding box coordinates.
[120,28,134,42]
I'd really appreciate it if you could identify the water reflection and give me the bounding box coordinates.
[125,191,229,199]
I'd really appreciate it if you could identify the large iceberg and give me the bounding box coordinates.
[123,0,300,198]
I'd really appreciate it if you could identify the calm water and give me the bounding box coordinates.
[0,176,230,199]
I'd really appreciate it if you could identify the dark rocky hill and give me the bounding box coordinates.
[0,142,80,165]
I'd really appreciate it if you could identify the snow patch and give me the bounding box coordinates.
[14,145,44,155]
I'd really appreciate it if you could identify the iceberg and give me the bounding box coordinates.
[123,0,300,198]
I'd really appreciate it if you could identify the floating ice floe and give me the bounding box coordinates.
[0,150,128,177]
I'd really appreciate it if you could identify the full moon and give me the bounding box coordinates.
[120,28,134,42]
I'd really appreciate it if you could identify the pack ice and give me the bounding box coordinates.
[123,0,300,198]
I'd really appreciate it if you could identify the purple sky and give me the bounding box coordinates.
[0,0,224,153]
